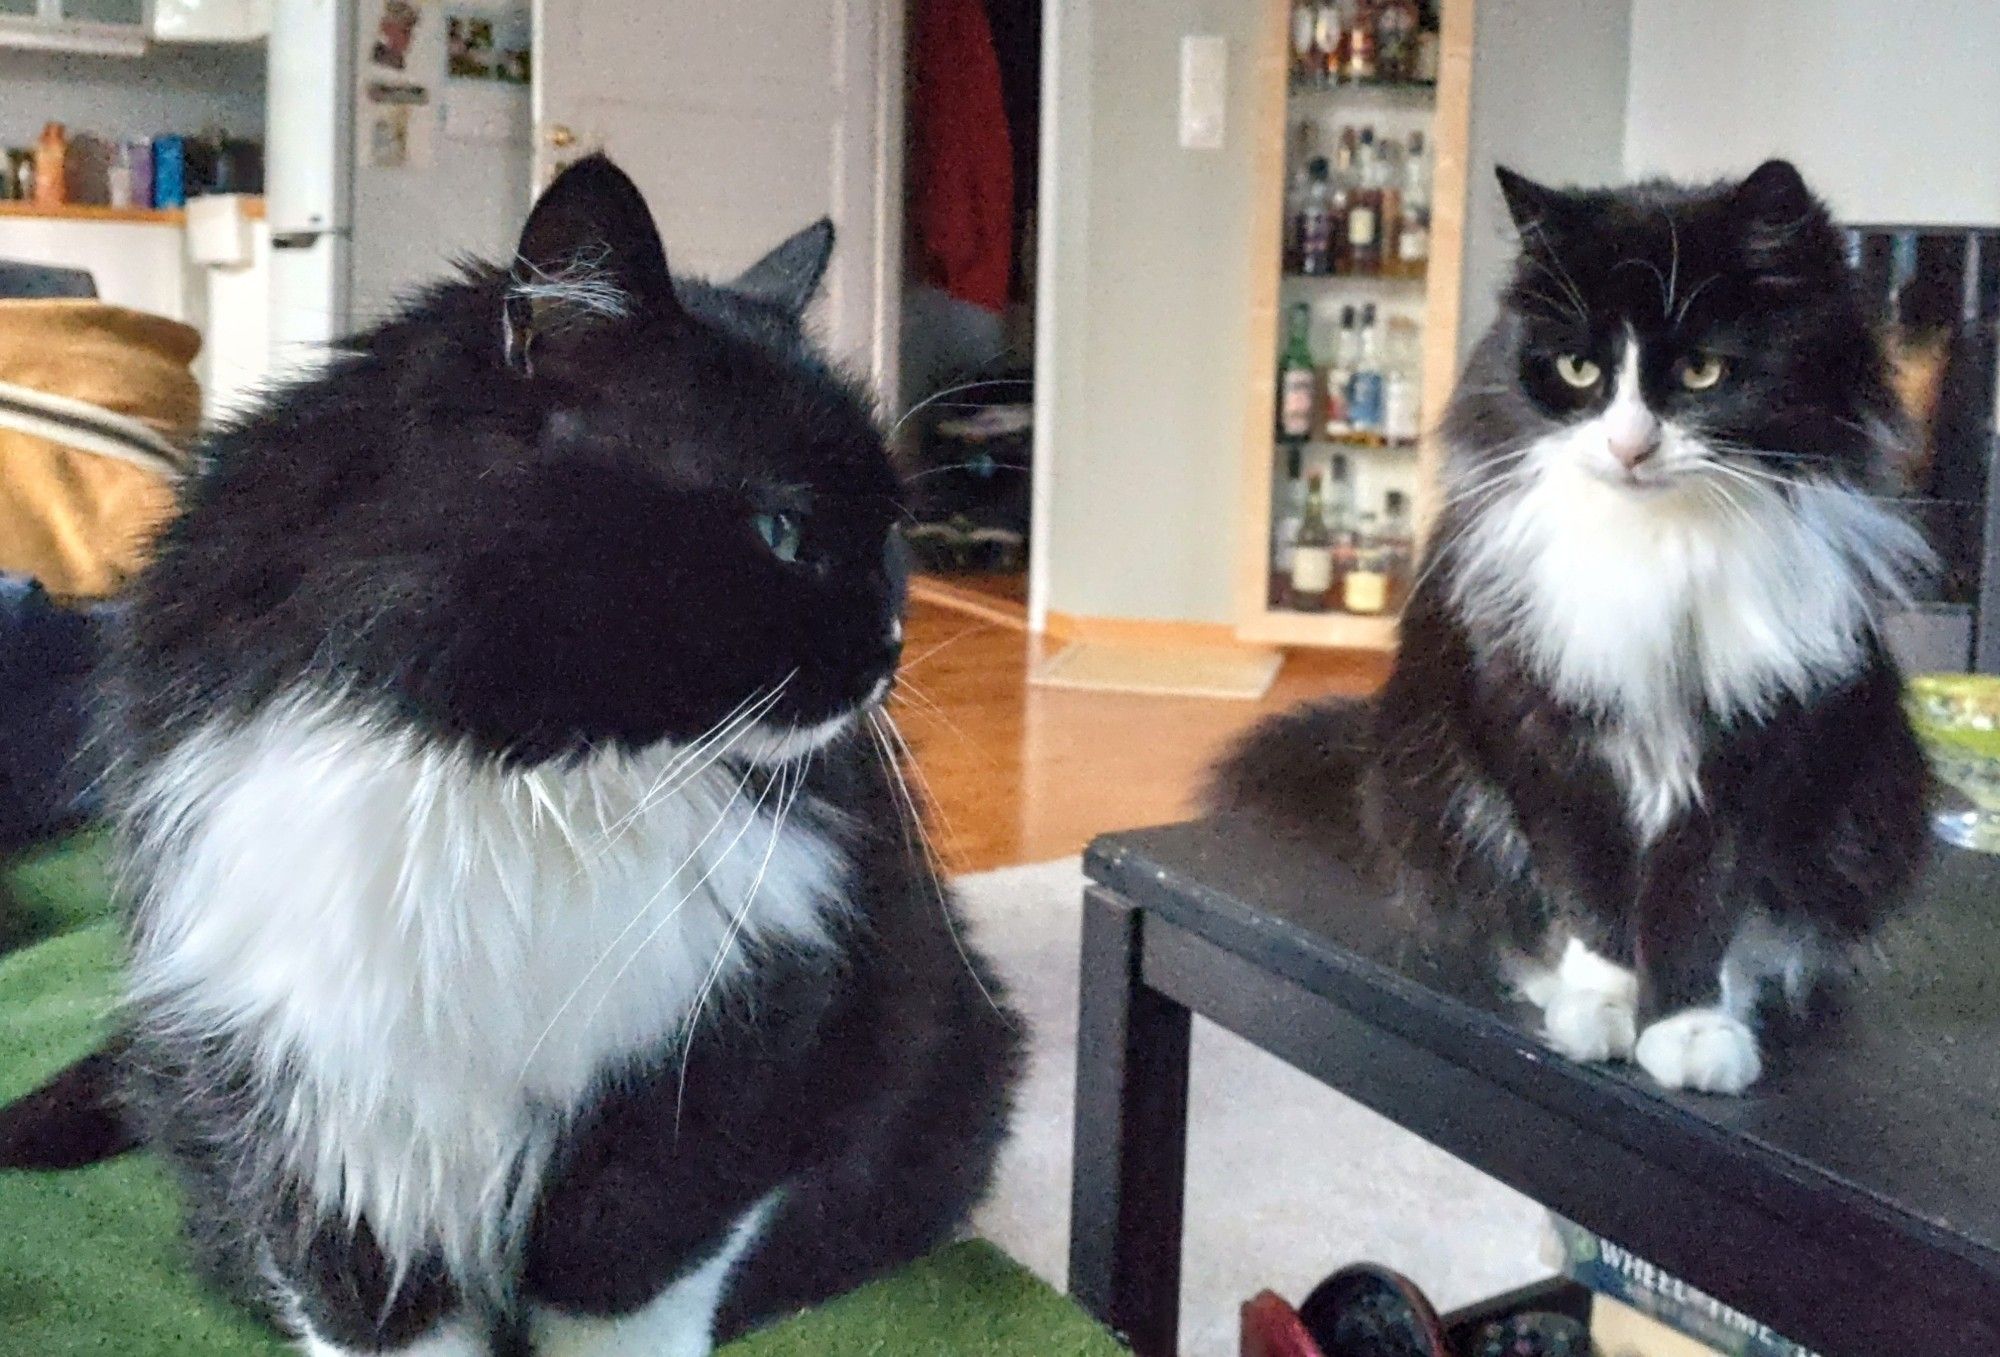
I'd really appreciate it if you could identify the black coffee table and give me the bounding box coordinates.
[1068,813,2000,1357]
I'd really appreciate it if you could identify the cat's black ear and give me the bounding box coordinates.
[1730,159,1835,280]
[1731,159,1816,223]
[505,155,680,374]
[733,219,836,318]
[1495,166,1568,235]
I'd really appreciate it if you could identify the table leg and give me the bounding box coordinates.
[1069,886,1193,1357]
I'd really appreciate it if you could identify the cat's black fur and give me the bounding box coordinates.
[1213,160,1929,1036]
[0,157,1020,1351]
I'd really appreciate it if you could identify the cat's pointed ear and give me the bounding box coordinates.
[733,218,836,318]
[1496,166,1568,236]
[1730,159,1835,280]
[1731,159,1816,223]
[505,155,679,374]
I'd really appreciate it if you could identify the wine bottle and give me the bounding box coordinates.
[1276,303,1317,443]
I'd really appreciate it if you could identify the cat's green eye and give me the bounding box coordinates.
[1679,353,1727,391]
[752,511,803,563]
[1554,354,1601,388]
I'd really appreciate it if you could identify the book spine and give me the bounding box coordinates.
[1549,1219,1823,1357]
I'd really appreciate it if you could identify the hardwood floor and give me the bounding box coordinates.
[888,599,1390,873]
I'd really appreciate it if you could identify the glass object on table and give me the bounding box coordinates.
[1905,674,2000,852]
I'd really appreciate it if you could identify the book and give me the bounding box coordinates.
[1547,1217,1824,1357]
[1593,1295,1723,1357]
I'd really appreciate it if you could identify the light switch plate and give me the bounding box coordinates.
[1180,35,1227,150]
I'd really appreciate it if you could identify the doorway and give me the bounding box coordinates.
[897,0,1042,624]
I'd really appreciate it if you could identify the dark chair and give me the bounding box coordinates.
[0,261,97,300]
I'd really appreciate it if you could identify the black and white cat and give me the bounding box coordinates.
[1212,160,1931,1096]
[0,157,1020,1354]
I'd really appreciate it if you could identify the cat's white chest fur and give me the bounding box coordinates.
[127,694,844,1281]
[1454,453,1916,841]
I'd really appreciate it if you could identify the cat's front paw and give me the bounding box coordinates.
[1543,987,1637,1063]
[1635,1010,1762,1094]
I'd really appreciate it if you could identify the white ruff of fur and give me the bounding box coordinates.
[126,693,845,1291]
[1448,400,1928,843]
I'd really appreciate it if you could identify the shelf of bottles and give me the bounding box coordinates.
[1266,0,1436,622]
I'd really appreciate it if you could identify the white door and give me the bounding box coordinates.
[533,0,904,407]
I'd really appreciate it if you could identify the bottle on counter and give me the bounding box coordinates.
[108,140,133,209]
[1276,303,1318,443]
[1289,473,1336,612]
[33,123,66,208]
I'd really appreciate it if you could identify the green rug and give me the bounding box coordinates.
[0,839,1119,1356]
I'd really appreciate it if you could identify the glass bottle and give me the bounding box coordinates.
[1397,131,1431,278]
[1375,0,1420,82]
[1276,303,1317,443]
[33,122,67,208]
[1382,489,1415,610]
[1271,444,1308,605]
[1344,0,1378,83]
[1323,304,1358,441]
[1346,127,1382,276]
[1290,0,1320,85]
[1282,122,1316,272]
[1348,303,1385,444]
[1315,0,1348,85]
[1343,513,1390,615]
[1328,129,1358,274]
[1384,317,1423,446]
[1289,473,1335,612]
[1297,156,1336,275]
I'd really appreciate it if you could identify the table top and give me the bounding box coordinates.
[1085,813,2000,1283]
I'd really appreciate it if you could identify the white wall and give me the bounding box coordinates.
[1037,0,1270,626]
[1624,0,2000,226]
[0,43,265,148]
[1457,0,1632,354]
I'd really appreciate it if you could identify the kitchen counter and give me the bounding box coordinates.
[0,198,265,226]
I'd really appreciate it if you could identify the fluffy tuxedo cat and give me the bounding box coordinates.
[0,157,1019,1354]
[1213,160,1931,1096]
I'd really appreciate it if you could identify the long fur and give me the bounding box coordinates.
[1,156,1020,1354]
[1214,161,1931,1095]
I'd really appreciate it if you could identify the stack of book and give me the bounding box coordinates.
[1546,1217,1825,1357]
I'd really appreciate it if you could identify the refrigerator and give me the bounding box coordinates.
[263,0,533,379]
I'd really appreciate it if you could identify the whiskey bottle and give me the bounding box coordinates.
[1289,473,1335,612]
[1297,156,1336,275]
[1342,513,1390,615]
[1344,0,1378,83]
[1346,127,1383,276]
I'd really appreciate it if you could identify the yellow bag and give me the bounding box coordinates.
[0,300,201,599]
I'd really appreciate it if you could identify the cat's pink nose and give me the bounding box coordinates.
[1608,438,1656,476]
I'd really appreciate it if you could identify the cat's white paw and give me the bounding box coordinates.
[1544,987,1638,1062]
[1512,938,1638,1064]
[1635,1010,1762,1095]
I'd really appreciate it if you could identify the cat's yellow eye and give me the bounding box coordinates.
[753,511,803,563]
[1680,354,1727,390]
[1554,354,1601,388]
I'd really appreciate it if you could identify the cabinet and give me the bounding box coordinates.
[1234,0,1476,650]
[0,0,151,53]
